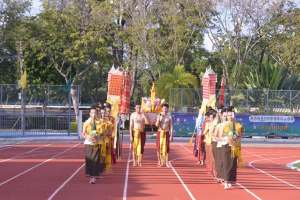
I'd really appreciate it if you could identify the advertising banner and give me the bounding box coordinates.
[172,114,300,137]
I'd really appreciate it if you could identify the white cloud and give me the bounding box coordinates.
[32,0,42,9]
[204,33,213,52]
[30,0,42,15]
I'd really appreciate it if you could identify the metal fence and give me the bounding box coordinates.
[169,88,300,116]
[0,84,80,137]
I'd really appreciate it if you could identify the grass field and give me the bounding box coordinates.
[293,163,300,168]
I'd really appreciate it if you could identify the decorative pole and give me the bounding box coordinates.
[150,83,156,112]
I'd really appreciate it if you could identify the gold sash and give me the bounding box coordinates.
[94,118,113,171]
[158,128,169,163]
[133,128,144,162]
[103,120,113,173]
[105,135,113,173]
[203,122,212,145]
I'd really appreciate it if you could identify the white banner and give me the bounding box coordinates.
[249,115,295,123]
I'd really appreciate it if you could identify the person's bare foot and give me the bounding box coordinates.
[133,162,137,167]
[166,162,171,168]
[158,163,164,167]
[157,162,162,166]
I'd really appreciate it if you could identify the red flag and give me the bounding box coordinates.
[118,72,131,114]
[219,75,226,105]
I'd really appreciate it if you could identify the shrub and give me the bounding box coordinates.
[70,122,85,133]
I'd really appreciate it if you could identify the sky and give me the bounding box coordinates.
[31,0,300,52]
[31,0,42,15]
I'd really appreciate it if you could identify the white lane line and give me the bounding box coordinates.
[180,145,193,153]
[180,145,261,200]
[249,160,300,190]
[0,143,80,186]
[48,163,85,200]
[0,141,27,151]
[55,154,82,159]
[13,147,82,159]
[0,144,52,163]
[169,156,196,200]
[246,152,300,190]
[124,145,195,200]
[11,152,60,159]
[235,183,261,200]
[123,143,131,200]
[244,150,300,165]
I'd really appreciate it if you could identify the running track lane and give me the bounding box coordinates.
[1,143,300,199]
[181,145,300,200]
[125,144,195,200]
[0,143,82,199]
[48,144,130,200]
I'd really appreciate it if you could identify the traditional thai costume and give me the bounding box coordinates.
[216,120,227,182]
[193,115,205,161]
[156,128,170,162]
[132,127,146,162]
[105,116,117,165]
[204,119,217,177]
[84,119,100,178]
[222,121,244,184]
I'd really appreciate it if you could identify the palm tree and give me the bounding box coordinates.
[155,65,199,111]
[244,62,300,115]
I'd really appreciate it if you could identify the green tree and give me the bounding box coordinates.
[0,0,31,48]
[267,7,300,74]
[244,62,300,115]
[0,0,31,84]
[155,65,198,111]
[26,0,114,118]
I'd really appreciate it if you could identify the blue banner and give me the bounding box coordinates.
[171,113,300,137]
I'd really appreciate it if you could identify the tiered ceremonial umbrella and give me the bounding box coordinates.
[107,65,122,104]
[200,67,217,115]
[107,65,131,159]
[189,67,217,145]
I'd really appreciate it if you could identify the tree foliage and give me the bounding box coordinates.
[1,0,300,107]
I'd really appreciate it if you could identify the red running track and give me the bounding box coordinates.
[0,141,300,200]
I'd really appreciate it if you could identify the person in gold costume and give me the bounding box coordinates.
[82,108,108,184]
[130,101,149,167]
[219,106,244,189]
[155,103,173,168]
[204,110,217,177]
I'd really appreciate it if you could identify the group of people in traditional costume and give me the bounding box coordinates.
[82,95,243,189]
[82,103,116,184]
[194,104,244,189]
[82,101,174,183]
[130,101,173,167]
